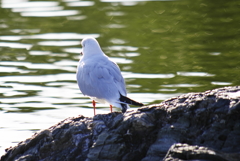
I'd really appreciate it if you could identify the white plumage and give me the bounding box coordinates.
[76,37,143,115]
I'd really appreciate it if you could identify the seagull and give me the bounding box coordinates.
[76,37,144,115]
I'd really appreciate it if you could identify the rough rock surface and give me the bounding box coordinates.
[164,143,240,161]
[1,86,240,161]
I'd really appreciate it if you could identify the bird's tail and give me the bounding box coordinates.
[120,104,128,113]
[119,93,144,107]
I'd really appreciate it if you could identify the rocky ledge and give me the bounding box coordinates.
[1,86,240,161]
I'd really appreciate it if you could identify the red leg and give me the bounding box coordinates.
[110,105,113,113]
[92,100,96,115]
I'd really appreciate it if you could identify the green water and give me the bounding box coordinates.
[0,0,239,155]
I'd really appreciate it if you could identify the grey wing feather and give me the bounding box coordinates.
[77,57,126,101]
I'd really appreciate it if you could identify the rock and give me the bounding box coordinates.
[1,86,240,161]
[163,143,240,161]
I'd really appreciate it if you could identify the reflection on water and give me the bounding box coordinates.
[0,42,32,49]
[0,33,99,40]
[0,0,240,156]
[177,72,215,77]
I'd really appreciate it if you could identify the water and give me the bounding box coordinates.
[0,0,240,156]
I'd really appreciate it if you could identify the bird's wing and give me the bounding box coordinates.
[77,57,127,101]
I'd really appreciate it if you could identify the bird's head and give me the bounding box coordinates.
[81,37,103,56]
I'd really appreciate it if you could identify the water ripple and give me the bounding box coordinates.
[211,82,232,86]
[0,33,99,41]
[63,48,81,54]
[2,1,59,8]
[177,71,215,77]
[161,84,201,88]
[0,73,75,83]
[0,42,32,49]
[38,40,81,46]
[66,1,95,7]
[21,10,79,17]
[0,66,26,73]
[108,45,138,51]
[12,6,64,12]
[124,72,175,79]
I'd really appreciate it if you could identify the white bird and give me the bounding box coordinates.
[76,37,144,115]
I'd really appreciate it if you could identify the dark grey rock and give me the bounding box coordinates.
[1,86,240,161]
[163,143,240,161]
